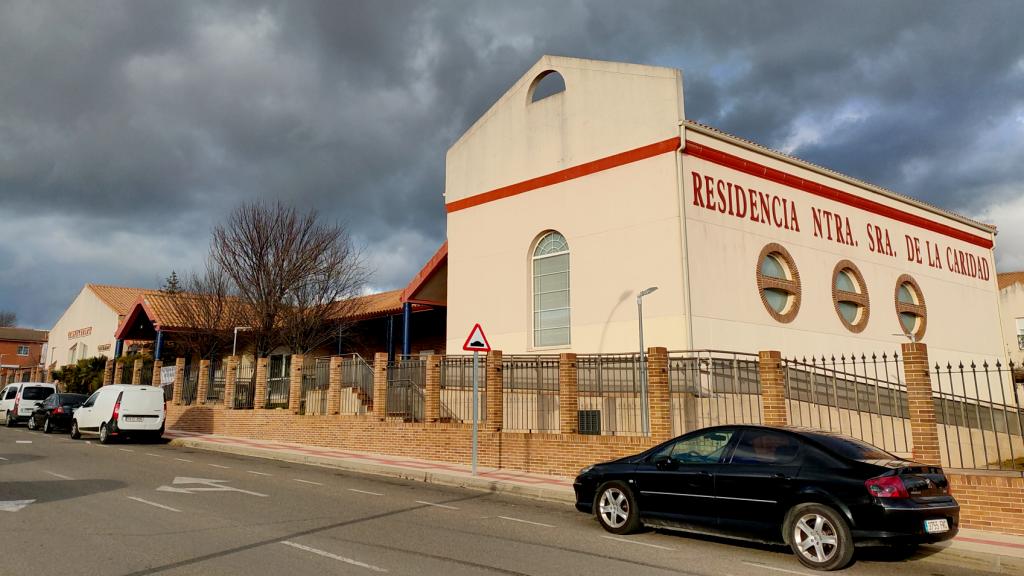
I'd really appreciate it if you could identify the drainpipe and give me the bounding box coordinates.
[402,302,412,358]
[154,330,164,360]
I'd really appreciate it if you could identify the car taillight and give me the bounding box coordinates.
[865,475,909,499]
[111,392,123,423]
[13,393,20,414]
[54,406,64,415]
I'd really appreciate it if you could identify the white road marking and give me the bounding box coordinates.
[281,540,386,572]
[44,471,74,480]
[0,499,35,512]
[146,453,162,458]
[0,456,8,461]
[119,448,134,452]
[497,516,555,528]
[600,535,674,550]
[156,476,268,497]
[15,440,31,444]
[208,463,230,469]
[741,561,817,576]
[175,458,193,463]
[127,496,181,513]
[293,478,323,486]
[414,501,459,510]
[247,470,271,476]
[348,488,383,496]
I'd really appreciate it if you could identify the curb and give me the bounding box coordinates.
[168,437,577,506]
[916,543,1024,574]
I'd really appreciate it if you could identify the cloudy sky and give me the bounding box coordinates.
[1,0,1023,329]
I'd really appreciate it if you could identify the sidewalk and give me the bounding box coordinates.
[166,429,1024,573]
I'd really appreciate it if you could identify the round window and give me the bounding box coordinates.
[832,260,869,333]
[894,274,926,340]
[756,244,801,323]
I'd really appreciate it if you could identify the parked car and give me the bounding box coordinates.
[27,393,88,433]
[1,382,58,427]
[70,385,165,444]
[574,425,958,571]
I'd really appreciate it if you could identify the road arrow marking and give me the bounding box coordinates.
[155,477,268,497]
[0,500,35,512]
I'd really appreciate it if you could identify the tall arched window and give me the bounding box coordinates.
[533,231,570,347]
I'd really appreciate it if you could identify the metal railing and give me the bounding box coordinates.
[234,361,256,409]
[933,360,1024,471]
[577,353,645,436]
[181,362,199,405]
[206,359,226,403]
[783,353,912,455]
[340,354,374,414]
[117,361,133,384]
[387,358,425,421]
[139,361,154,386]
[502,355,559,433]
[668,351,761,436]
[440,356,484,423]
[300,357,330,415]
[266,356,290,409]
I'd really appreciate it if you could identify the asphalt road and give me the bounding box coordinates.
[0,425,1007,576]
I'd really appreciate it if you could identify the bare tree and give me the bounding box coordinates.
[170,258,241,360]
[0,310,16,327]
[212,201,368,357]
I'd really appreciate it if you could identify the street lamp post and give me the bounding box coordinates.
[232,327,252,356]
[637,286,659,435]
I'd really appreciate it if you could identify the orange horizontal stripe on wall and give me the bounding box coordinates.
[445,136,681,213]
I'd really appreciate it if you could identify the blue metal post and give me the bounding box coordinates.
[402,302,412,358]
[114,339,123,359]
[386,316,395,363]
[154,330,164,360]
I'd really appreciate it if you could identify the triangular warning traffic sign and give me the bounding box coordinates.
[462,323,491,352]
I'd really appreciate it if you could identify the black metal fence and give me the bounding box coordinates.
[387,357,425,421]
[300,357,330,415]
[668,351,761,436]
[206,359,225,404]
[577,353,645,436]
[933,360,1024,471]
[116,361,133,384]
[783,353,912,455]
[139,360,154,386]
[267,355,290,409]
[234,361,256,409]
[340,354,373,414]
[440,355,484,423]
[502,355,559,432]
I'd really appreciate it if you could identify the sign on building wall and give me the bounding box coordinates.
[67,327,93,340]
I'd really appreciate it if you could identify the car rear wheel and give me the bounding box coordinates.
[594,482,641,534]
[785,503,854,571]
[26,415,36,430]
[42,417,53,434]
[5,411,15,427]
[98,423,111,445]
[70,420,81,439]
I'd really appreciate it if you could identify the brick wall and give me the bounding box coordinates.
[948,472,1024,536]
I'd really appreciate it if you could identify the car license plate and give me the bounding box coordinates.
[924,518,949,533]
[123,417,143,423]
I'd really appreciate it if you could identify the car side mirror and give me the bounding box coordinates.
[653,455,677,470]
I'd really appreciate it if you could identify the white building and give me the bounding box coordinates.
[441,56,1003,364]
[47,284,158,368]
[997,272,1024,366]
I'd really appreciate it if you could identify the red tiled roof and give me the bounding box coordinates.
[87,284,161,315]
[998,272,1024,290]
[0,327,48,343]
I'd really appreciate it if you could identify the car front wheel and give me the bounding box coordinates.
[26,416,36,430]
[594,481,641,534]
[70,420,81,439]
[785,503,854,571]
[42,417,53,434]
[5,411,15,427]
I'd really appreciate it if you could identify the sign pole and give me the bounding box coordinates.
[471,350,478,476]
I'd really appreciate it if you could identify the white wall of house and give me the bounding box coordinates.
[47,287,121,367]
[998,281,1024,366]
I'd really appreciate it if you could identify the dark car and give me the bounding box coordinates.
[27,393,88,434]
[574,425,958,571]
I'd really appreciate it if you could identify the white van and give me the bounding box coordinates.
[70,385,165,444]
[1,382,58,426]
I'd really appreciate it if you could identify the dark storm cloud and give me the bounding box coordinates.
[1,0,1023,328]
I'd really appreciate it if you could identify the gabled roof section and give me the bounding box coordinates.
[998,271,1024,290]
[401,242,447,306]
[0,327,48,343]
[87,284,161,316]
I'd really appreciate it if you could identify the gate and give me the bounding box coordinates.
[386,358,426,422]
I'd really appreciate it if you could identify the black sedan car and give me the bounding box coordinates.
[27,393,88,434]
[574,425,958,571]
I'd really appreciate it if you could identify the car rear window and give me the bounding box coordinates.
[60,394,88,404]
[805,432,893,461]
[22,387,54,400]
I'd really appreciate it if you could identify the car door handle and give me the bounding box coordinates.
[771,473,790,480]
[698,470,712,477]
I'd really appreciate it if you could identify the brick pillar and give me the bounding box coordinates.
[254,357,268,410]
[327,356,343,415]
[223,356,238,409]
[559,353,579,434]
[196,359,210,405]
[485,350,503,431]
[288,354,304,414]
[112,361,124,385]
[44,369,52,384]
[151,359,163,387]
[647,347,673,441]
[903,342,941,466]
[372,352,388,420]
[131,359,143,385]
[172,358,185,405]
[425,354,441,422]
[29,367,37,381]
[758,350,789,427]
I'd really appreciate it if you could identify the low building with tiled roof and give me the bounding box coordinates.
[0,327,48,382]
[997,272,1024,366]
[47,284,159,368]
